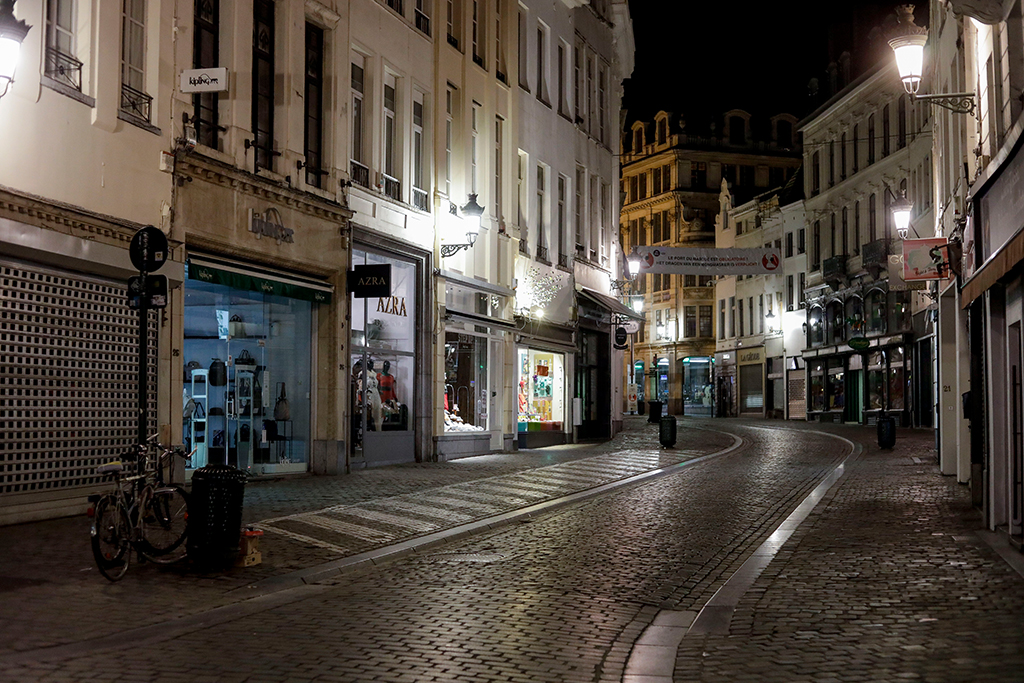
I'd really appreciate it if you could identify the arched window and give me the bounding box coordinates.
[845,296,864,338]
[657,118,667,144]
[888,290,911,332]
[827,300,845,344]
[866,290,886,335]
[777,120,792,147]
[809,306,825,346]
[633,127,644,152]
[622,132,632,154]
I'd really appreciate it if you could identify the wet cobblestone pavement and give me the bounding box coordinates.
[1,417,1022,682]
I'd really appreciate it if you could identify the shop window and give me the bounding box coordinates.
[809,360,825,412]
[444,332,490,432]
[681,357,713,416]
[183,265,316,474]
[351,250,417,460]
[657,357,670,402]
[739,363,763,411]
[518,349,565,431]
[888,347,906,410]
[888,290,911,332]
[867,351,885,410]
[828,363,845,411]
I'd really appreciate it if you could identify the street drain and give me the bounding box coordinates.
[424,552,513,563]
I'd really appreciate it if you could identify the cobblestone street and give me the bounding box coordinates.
[1,417,1023,682]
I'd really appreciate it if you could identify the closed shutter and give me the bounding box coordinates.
[0,258,157,510]
[788,370,806,420]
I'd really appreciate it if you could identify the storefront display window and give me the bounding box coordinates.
[827,301,845,345]
[351,250,417,463]
[657,358,670,401]
[888,291,911,333]
[634,361,645,403]
[809,360,825,412]
[888,347,905,410]
[845,297,864,338]
[517,349,565,431]
[681,357,713,416]
[828,364,845,411]
[809,306,824,346]
[444,331,490,432]
[867,350,885,409]
[183,264,316,474]
[739,363,764,411]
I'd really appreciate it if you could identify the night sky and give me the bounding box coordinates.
[623,1,926,125]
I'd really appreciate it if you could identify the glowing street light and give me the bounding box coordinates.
[0,0,31,100]
[891,193,913,239]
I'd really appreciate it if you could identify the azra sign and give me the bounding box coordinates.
[349,264,392,298]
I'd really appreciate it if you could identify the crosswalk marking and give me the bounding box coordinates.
[299,514,398,543]
[343,507,440,532]
[414,495,502,514]
[383,500,474,523]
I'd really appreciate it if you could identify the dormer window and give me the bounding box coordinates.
[656,118,667,144]
[633,127,644,152]
[728,116,745,145]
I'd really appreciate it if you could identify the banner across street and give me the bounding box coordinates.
[633,247,783,275]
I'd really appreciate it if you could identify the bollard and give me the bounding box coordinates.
[877,414,896,450]
[659,414,677,447]
[647,400,663,424]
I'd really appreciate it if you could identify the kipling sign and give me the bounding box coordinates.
[249,208,295,244]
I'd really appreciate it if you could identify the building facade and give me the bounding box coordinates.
[621,109,801,416]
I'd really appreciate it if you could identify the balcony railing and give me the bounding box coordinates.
[473,54,484,68]
[382,174,402,202]
[350,160,370,188]
[447,33,459,49]
[557,253,571,269]
[120,83,152,122]
[384,0,403,13]
[45,47,82,91]
[536,245,549,263]
[519,237,529,255]
[415,9,430,35]
[862,238,893,278]
[412,187,429,212]
[822,254,848,288]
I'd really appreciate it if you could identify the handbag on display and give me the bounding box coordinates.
[229,314,245,338]
[274,384,292,421]
[184,360,202,382]
[209,358,227,386]
[236,349,256,367]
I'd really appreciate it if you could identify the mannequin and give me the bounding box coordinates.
[377,360,398,403]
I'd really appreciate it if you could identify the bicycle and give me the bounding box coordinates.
[89,434,193,582]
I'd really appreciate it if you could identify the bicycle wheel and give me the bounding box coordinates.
[138,486,189,562]
[91,495,131,581]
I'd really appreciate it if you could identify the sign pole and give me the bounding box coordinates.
[136,237,150,447]
[128,226,169,449]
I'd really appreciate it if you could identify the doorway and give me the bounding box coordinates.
[577,329,610,439]
[1009,322,1023,543]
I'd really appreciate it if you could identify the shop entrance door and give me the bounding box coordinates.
[846,370,863,424]
[577,329,610,439]
[1009,323,1023,542]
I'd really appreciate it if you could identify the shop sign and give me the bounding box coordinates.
[614,326,628,348]
[180,67,229,93]
[188,261,332,303]
[738,348,763,365]
[249,208,294,244]
[902,238,954,281]
[349,264,391,298]
[633,246,782,275]
[377,296,408,317]
[848,337,870,351]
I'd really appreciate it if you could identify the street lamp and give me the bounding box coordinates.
[888,4,976,115]
[0,0,31,100]
[441,193,485,257]
[629,295,643,314]
[627,250,642,277]
[891,193,913,239]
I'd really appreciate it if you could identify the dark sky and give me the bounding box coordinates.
[623,1,925,124]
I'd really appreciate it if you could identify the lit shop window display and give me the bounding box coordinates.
[444,333,489,432]
[517,349,565,432]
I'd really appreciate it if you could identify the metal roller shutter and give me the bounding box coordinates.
[0,258,157,518]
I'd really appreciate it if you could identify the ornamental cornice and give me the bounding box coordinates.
[177,155,353,226]
[0,185,156,249]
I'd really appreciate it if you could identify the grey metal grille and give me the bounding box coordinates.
[0,258,158,498]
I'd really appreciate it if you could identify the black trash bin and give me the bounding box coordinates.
[659,415,677,447]
[877,414,897,450]
[637,400,645,415]
[187,464,246,569]
[647,400,663,423]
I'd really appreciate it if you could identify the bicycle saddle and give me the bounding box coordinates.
[96,461,124,474]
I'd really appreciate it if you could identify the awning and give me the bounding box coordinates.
[577,287,643,320]
[187,256,333,303]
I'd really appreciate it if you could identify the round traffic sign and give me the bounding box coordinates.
[129,226,169,272]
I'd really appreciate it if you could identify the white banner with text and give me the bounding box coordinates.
[634,247,783,275]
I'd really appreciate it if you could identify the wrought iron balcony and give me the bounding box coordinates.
[535,245,549,263]
[519,237,529,255]
[862,238,893,279]
[45,47,82,91]
[822,254,848,289]
[558,252,571,269]
[382,174,402,202]
[384,0,403,13]
[350,160,370,188]
[412,187,429,212]
[120,83,152,122]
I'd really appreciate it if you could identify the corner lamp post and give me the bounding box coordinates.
[888,4,976,115]
[0,0,30,100]
[440,194,484,257]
